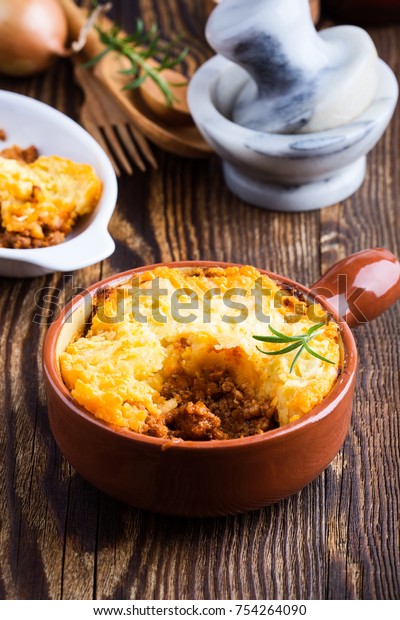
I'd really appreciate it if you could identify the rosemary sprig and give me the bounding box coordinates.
[253,322,335,373]
[85,18,189,106]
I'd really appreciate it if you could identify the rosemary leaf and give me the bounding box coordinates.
[82,48,110,69]
[253,322,335,372]
[303,341,336,365]
[256,341,304,356]
[123,74,147,89]
[306,321,326,335]
[252,335,291,343]
[290,345,306,373]
[91,19,189,106]
[266,326,308,342]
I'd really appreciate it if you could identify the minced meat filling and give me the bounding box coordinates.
[0,229,65,249]
[144,369,278,441]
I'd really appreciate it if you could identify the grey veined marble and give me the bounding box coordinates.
[188,0,398,212]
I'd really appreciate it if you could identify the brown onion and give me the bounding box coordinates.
[0,0,68,77]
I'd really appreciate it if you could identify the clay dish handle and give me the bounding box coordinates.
[311,248,400,328]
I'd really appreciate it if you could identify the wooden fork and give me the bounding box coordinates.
[74,61,158,175]
[60,0,157,174]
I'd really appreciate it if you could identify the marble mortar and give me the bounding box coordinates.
[188,0,398,212]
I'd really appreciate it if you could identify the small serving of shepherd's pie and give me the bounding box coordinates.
[0,148,102,248]
[60,266,341,441]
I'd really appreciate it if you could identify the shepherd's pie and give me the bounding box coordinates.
[60,266,341,440]
[0,152,102,248]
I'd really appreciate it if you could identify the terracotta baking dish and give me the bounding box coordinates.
[43,248,400,517]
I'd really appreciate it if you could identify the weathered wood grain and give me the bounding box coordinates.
[0,0,399,601]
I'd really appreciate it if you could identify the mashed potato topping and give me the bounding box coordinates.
[60,266,341,440]
[0,154,102,248]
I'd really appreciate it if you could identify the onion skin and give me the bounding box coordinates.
[0,0,68,77]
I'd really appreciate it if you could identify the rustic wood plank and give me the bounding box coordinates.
[95,0,323,601]
[320,24,400,601]
[0,57,104,600]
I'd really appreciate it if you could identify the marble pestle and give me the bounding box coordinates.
[206,0,378,134]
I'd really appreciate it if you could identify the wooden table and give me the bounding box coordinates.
[0,0,399,601]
